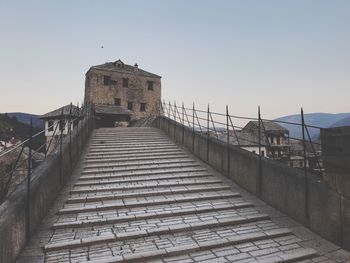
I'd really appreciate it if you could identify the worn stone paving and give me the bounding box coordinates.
[17,128,350,263]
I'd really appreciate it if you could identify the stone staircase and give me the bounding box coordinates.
[43,127,319,263]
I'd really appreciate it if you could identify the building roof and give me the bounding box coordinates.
[40,105,80,119]
[88,59,161,78]
[94,104,132,116]
[243,121,289,133]
[231,130,268,146]
[218,130,268,147]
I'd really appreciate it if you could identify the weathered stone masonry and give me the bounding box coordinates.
[84,59,161,121]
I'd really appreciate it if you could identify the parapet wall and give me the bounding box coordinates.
[0,119,92,263]
[152,116,350,251]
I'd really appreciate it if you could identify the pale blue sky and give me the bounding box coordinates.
[0,0,349,119]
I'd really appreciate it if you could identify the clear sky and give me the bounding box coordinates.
[0,0,349,119]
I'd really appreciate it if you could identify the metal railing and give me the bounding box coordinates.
[160,100,332,220]
[0,102,94,205]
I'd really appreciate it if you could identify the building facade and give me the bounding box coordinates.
[40,105,79,154]
[84,59,161,127]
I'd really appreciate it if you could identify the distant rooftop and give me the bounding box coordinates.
[94,104,131,116]
[243,120,289,133]
[41,105,80,119]
[89,59,161,78]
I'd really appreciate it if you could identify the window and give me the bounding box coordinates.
[127,101,133,110]
[123,78,129,88]
[140,103,146,112]
[59,120,65,131]
[110,79,117,85]
[103,75,110,85]
[114,98,121,106]
[147,81,154,91]
[48,121,54,132]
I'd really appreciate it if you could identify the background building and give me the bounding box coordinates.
[40,105,79,154]
[84,59,161,127]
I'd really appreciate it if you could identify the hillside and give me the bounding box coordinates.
[6,112,44,129]
[0,114,45,151]
[274,113,350,139]
[330,115,350,127]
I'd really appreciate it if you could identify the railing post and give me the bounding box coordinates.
[226,105,230,175]
[76,103,80,155]
[69,102,72,170]
[26,118,33,241]
[168,101,170,118]
[192,103,195,152]
[182,102,185,144]
[167,101,170,134]
[174,101,176,138]
[207,104,210,162]
[301,108,310,223]
[59,108,64,185]
[257,106,262,196]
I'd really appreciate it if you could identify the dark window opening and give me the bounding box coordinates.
[114,98,121,106]
[123,78,129,88]
[140,103,146,112]
[48,121,54,132]
[147,81,154,91]
[127,101,133,110]
[103,75,111,86]
[59,120,65,131]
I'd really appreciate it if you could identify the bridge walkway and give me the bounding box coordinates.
[17,128,350,262]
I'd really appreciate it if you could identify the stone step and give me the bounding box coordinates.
[89,143,173,152]
[75,173,213,186]
[85,149,183,159]
[75,229,300,263]
[70,179,224,194]
[57,192,240,214]
[90,139,170,145]
[152,248,317,263]
[52,202,254,229]
[91,137,169,143]
[79,169,210,181]
[87,145,180,154]
[84,153,188,164]
[95,131,161,135]
[89,142,174,150]
[81,163,202,175]
[67,185,232,203]
[79,167,208,180]
[45,213,270,252]
[83,159,196,170]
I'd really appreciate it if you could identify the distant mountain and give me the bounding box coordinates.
[274,113,350,139]
[0,114,45,150]
[5,112,44,129]
[330,116,350,128]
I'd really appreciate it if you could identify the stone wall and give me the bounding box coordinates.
[321,126,350,249]
[152,116,350,251]
[0,117,93,263]
[85,68,161,120]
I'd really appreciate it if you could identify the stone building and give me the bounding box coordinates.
[243,121,291,160]
[40,105,79,154]
[84,59,161,127]
[218,121,291,160]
